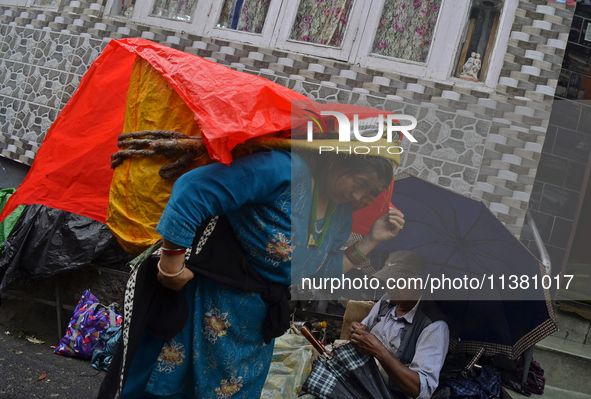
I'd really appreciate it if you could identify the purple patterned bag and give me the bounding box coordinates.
[53,289,122,359]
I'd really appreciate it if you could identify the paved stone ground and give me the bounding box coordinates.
[0,332,104,398]
[0,294,105,398]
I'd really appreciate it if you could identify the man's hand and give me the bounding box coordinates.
[351,327,421,398]
[348,321,368,336]
[350,329,388,358]
[157,267,194,291]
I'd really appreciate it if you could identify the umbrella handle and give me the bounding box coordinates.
[301,326,325,355]
[462,346,486,378]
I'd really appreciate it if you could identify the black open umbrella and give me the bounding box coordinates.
[371,173,557,359]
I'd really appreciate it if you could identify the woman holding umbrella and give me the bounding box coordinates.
[113,147,405,399]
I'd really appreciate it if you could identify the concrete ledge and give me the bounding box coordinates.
[503,385,591,399]
[532,335,591,394]
[537,335,591,363]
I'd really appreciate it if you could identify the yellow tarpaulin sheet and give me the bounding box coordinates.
[106,58,209,255]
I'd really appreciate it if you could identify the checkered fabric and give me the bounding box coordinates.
[330,342,371,374]
[302,358,338,398]
[446,366,501,399]
[465,347,486,372]
[448,314,558,360]
[302,343,372,398]
[449,379,483,398]
[447,275,557,361]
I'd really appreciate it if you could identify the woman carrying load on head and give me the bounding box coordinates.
[103,145,405,399]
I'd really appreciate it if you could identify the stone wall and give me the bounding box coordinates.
[0,24,106,161]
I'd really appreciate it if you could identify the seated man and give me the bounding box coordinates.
[349,250,449,399]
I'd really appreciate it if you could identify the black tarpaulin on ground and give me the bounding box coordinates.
[0,204,131,295]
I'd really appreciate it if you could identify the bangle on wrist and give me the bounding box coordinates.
[344,247,359,265]
[157,259,186,277]
[345,243,367,266]
[161,247,187,256]
[353,243,368,262]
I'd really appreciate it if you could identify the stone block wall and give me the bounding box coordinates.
[0,24,106,162]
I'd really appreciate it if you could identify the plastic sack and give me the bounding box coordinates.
[0,188,25,251]
[525,359,545,395]
[495,353,545,396]
[54,290,122,359]
[261,334,317,399]
[91,326,122,371]
[0,204,131,295]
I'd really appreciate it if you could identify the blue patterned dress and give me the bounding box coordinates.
[122,150,352,398]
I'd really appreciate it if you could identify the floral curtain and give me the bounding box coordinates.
[217,0,271,34]
[372,0,442,63]
[151,0,198,22]
[289,0,355,47]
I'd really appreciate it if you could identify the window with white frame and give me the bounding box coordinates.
[198,0,283,46]
[0,0,41,6]
[352,0,474,82]
[273,0,369,61]
[371,0,442,63]
[102,0,517,88]
[33,0,60,6]
[216,0,271,33]
[289,0,354,47]
[151,0,197,22]
[117,0,198,31]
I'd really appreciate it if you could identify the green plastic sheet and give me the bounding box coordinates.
[0,189,25,252]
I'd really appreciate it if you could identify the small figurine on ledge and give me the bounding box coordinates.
[459,52,481,82]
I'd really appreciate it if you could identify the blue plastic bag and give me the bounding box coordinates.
[91,326,122,371]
